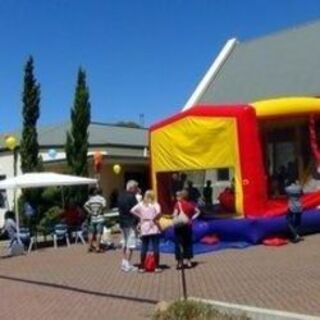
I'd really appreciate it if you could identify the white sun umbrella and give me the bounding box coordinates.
[0,172,97,241]
[0,172,97,189]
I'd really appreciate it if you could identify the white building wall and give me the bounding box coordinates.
[0,153,22,206]
[0,150,64,226]
[0,148,148,226]
[0,152,22,226]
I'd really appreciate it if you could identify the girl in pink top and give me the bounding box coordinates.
[131,190,162,272]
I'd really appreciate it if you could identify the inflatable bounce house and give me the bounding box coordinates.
[150,97,320,245]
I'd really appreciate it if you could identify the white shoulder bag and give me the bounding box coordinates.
[172,202,189,228]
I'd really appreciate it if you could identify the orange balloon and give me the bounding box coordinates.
[93,151,104,173]
[94,151,103,162]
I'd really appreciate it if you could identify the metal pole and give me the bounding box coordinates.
[14,190,21,244]
[181,263,188,300]
[180,243,188,300]
[13,148,21,244]
[13,147,17,177]
[61,187,65,209]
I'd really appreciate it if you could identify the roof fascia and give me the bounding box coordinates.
[182,38,238,111]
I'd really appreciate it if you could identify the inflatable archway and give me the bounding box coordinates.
[150,97,320,218]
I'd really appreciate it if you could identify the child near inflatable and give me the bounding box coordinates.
[285,179,303,243]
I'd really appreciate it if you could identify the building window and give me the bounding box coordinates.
[217,169,230,181]
[0,175,7,209]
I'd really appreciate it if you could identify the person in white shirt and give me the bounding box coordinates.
[84,187,106,253]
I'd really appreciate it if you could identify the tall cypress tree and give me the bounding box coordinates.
[19,56,41,225]
[65,68,91,203]
[20,56,41,173]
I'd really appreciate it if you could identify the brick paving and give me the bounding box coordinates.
[1,235,320,319]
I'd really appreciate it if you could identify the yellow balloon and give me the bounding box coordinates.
[113,164,121,175]
[5,136,17,150]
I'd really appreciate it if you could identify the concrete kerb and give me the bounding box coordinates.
[190,297,320,320]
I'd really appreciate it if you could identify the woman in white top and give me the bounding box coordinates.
[131,190,162,272]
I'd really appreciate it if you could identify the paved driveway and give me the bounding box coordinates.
[1,235,320,319]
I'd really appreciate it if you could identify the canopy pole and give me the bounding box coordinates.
[14,189,21,244]
[61,187,65,209]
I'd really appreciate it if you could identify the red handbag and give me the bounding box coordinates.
[144,252,156,272]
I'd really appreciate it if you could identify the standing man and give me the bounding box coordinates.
[203,180,213,206]
[170,173,184,211]
[170,173,182,201]
[186,181,201,204]
[84,187,106,253]
[118,180,139,272]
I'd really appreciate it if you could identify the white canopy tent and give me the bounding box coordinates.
[0,172,97,241]
[0,172,97,190]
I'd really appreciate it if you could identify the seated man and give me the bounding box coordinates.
[218,187,235,213]
[61,201,85,231]
[186,181,201,204]
[203,180,213,206]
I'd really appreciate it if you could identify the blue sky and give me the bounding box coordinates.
[1,0,320,132]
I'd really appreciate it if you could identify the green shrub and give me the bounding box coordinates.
[153,300,250,320]
[37,187,62,226]
[17,187,62,228]
[41,187,61,205]
[37,206,62,235]
[17,193,29,226]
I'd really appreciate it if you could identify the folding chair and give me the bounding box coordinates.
[74,226,86,245]
[53,223,70,248]
[18,227,35,254]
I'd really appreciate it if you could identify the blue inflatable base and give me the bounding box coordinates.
[159,239,251,255]
[163,209,320,245]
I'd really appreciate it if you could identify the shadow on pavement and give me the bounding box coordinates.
[0,274,157,305]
